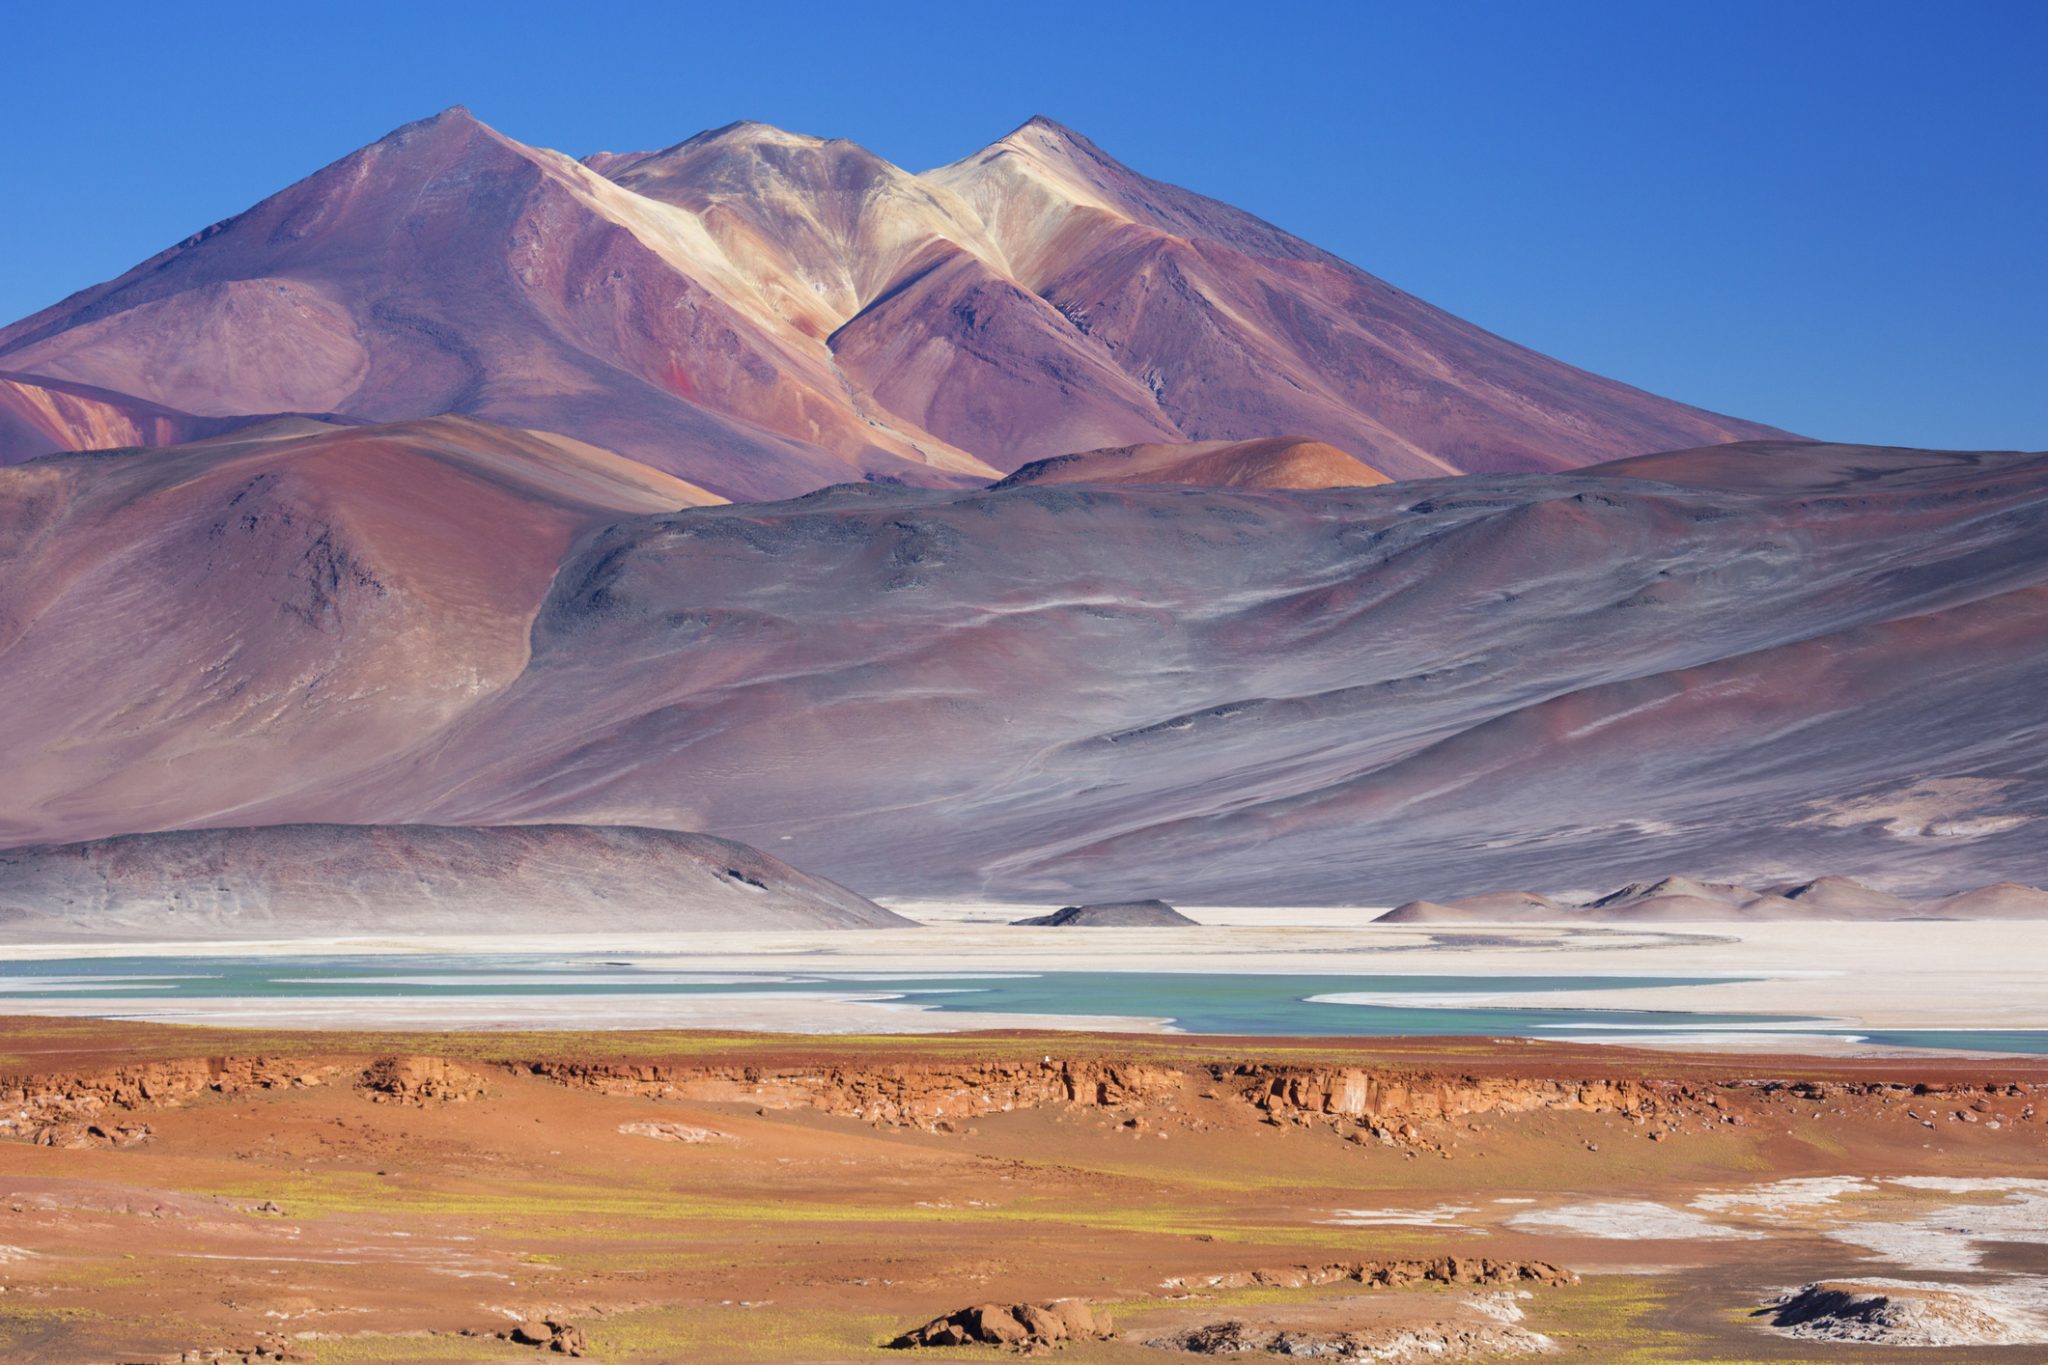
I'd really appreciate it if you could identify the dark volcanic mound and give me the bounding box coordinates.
[1014,900,1195,927]
[0,824,907,940]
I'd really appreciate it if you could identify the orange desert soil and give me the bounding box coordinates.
[0,1019,2042,1362]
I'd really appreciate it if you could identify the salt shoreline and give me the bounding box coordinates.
[0,907,2040,1049]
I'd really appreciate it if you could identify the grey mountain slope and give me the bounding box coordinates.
[0,824,907,940]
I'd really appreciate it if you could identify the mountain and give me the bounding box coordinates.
[0,110,1788,495]
[0,823,906,939]
[0,414,712,846]
[1,429,2042,903]
[993,437,1388,490]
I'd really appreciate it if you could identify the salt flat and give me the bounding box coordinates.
[1,905,2042,1044]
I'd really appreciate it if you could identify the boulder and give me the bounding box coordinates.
[890,1298,1108,1349]
[505,1317,586,1355]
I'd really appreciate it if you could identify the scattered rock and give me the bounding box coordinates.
[27,1120,153,1149]
[890,1299,1109,1349]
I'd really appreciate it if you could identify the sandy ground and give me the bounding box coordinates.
[2,905,2043,1045]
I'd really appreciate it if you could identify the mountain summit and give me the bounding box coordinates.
[0,112,1788,496]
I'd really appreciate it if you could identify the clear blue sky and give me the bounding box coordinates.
[6,1,2043,448]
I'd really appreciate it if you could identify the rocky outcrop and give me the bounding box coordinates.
[0,1055,341,1148]
[1234,1066,1663,1128]
[521,1056,1679,1133]
[514,1055,2045,1145]
[518,1058,1183,1131]
[890,1299,1109,1350]
[505,1317,587,1356]
[4,1049,2038,1154]
[1761,1280,2034,1348]
[1160,1258,1574,1294]
[358,1056,490,1105]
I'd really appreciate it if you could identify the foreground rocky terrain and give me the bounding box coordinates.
[5,434,2042,902]
[0,823,905,938]
[0,1021,2042,1361]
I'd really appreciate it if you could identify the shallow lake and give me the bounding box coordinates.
[2,956,2042,1053]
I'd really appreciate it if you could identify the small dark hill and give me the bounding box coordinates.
[1014,899,1195,927]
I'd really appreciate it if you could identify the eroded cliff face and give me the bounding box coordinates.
[513,1057,1667,1130]
[517,1057,1182,1128]
[0,1054,494,1147]
[506,1056,2040,1144]
[0,1056,343,1148]
[2,1051,2037,1151]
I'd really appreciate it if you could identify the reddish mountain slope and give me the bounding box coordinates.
[0,111,1789,493]
[924,119,1791,477]
[0,415,711,846]
[0,373,232,459]
[996,437,1388,490]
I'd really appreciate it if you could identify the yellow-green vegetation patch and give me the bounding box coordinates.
[1525,1274,1721,1364]
[306,1332,523,1363]
[582,1303,919,1362]
[0,1304,99,1324]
